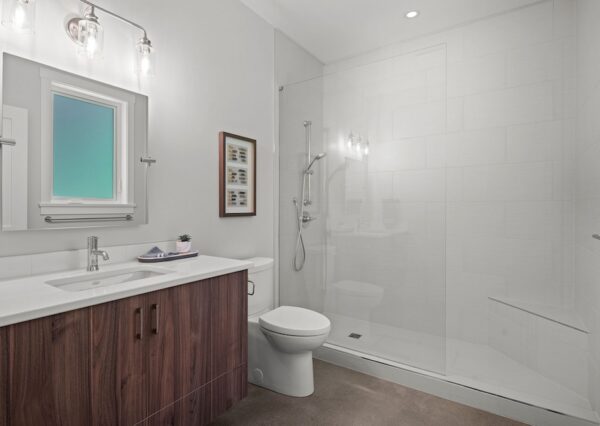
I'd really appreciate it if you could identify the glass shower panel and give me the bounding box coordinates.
[279,45,447,374]
[279,76,327,315]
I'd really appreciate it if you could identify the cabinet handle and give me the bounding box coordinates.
[151,303,160,334]
[135,307,144,340]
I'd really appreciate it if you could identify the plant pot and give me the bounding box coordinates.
[176,241,192,253]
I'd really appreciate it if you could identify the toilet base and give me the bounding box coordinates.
[248,319,315,397]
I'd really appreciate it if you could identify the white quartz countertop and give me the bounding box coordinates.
[0,255,253,327]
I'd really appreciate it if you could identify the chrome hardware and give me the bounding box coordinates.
[140,156,157,165]
[151,303,160,334]
[593,234,600,241]
[0,138,16,146]
[301,213,317,224]
[248,280,255,296]
[45,215,133,223]
[87,236,110,272]
[135,307,144,340]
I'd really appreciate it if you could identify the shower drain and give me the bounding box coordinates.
[348,333,362,339]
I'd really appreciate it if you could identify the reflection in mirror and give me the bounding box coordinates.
[1,53,150,231]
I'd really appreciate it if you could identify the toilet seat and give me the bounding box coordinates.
[259,306,331,337]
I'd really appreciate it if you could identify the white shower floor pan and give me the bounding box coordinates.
[326,313,598,424]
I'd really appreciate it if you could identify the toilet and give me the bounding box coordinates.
[246,257,331,397]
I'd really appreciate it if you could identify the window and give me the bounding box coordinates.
[52,94,115,200]
[39,70,136,217]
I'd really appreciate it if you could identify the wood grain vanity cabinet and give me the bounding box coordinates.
[0,270,248,426]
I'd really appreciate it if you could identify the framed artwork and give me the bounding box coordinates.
[219,132,257,217]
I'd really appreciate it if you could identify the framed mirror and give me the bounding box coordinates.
[0,53,151,231]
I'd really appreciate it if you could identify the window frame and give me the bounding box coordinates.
[39,69,136,216]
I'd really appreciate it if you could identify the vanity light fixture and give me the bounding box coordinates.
[66,0,155,76]
[1,0,36,32]
[405,10,419,19]
[347,133,355,149]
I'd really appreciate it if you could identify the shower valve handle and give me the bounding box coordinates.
[301,213,317,224]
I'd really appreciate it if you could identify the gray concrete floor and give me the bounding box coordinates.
[211,359,526,426]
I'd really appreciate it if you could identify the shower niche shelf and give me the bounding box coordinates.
[489,296,589,333]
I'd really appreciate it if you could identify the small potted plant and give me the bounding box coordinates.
[176,234,192,253]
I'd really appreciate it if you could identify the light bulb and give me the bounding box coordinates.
[85,31,98,56]
[356,142,362,153]
[364,144,370,155]
[136,37,155,76]
[13,3,25,28]
[2,0,36,32]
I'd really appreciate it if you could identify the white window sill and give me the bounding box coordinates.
[38,203,136,216]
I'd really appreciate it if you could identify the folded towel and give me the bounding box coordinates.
[140,246,166,258]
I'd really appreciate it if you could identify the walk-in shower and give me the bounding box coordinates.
[293,120,326,271]
[277,1,600,423]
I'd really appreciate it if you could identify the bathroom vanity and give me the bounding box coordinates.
[0,256,251,426]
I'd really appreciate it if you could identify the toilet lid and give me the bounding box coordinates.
[259,306,331,337]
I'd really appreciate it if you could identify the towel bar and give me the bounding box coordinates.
[45,215,133,223]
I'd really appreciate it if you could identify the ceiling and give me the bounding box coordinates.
[240,0,544,63]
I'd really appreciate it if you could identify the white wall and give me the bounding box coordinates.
[0,0,274,259]
[575,0,600,415]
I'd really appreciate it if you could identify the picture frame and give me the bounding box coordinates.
[219,132,257,217]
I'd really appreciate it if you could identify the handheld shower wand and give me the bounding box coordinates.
[304,153,327,174]
[293,121,327,272]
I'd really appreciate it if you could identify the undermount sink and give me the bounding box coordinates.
[46,266,175,292]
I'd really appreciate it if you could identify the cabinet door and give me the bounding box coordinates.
[91,295,146,426]
[175,279,212,396]
[0,327,7,426]
[5,310,91,426]
[174,383,212,426]
[146,288,177,419]
[211,271,248,379]
[212,365,247,419]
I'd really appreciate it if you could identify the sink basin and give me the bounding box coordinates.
[46,266,175,292]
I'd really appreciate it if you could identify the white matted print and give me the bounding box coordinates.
[219,132,256,216]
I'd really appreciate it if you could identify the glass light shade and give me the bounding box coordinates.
[136,39,155,76]
[2,0,36,32]
[77,16,104,59]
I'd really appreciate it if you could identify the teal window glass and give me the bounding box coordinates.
[52,94,115,199]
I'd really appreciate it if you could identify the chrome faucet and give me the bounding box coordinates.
[87,236,110,271]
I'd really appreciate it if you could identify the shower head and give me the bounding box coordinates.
[304,152,326,174]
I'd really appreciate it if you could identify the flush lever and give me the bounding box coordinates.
[593,234,600,241]
[248,280,255,296]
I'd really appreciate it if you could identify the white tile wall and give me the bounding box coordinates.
[576,0,600,417]
[280,0,592,415]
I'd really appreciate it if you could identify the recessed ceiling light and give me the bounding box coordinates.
[405,10,419,19]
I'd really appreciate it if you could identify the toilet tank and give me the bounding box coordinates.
[246,257,274,316]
